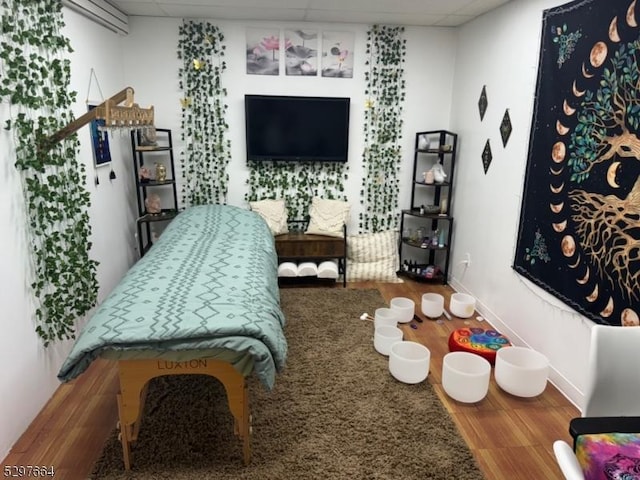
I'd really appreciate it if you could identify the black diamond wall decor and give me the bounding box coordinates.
[482,139,492,174]
[500,108,512,147]
[478,85,488,121]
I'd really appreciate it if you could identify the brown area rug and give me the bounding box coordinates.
[91,288,484,479]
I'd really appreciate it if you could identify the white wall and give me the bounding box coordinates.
[448,0,594,408]
[2,0,604,458]
[121,17,457,227]
[0,14,458,459]
[0,8,136,459]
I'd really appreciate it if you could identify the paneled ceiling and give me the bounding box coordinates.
[108,0,512,27]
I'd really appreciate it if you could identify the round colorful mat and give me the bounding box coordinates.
[448,327,511,364]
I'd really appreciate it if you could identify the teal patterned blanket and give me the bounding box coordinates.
[58,205,287,390]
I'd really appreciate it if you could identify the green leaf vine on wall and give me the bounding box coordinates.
[0,0,98,345]
[178,21,231,206]
[360,25,406,233]
[245,161,348,224]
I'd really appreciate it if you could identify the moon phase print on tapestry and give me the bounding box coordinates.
[513,0,640,326]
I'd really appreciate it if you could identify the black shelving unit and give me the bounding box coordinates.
[398,130,458,284]
[130,128,178,256]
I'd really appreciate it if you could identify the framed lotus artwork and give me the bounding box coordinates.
[246,28,280,76]
[321,31,354,78]
[285,29,318,76]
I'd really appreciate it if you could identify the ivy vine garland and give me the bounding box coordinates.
[245,161,348,223]
[360,25,407,233]
[178,21,231,206]
[0,0,98,345]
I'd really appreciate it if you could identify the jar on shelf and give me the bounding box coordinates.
[155,163,167,182]
[423,170,434,184]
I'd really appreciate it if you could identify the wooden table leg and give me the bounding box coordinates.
[116,358,251,470]
[116,394,133,470]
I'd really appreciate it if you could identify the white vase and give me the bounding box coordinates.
[432,164,447,183]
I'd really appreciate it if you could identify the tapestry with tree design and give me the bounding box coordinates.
[513,0,640,326]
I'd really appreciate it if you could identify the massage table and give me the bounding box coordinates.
[58,204,288,470]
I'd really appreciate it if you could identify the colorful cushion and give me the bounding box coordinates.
[577,433,640,480]
[250,199,289,235]
[448,327,511,364]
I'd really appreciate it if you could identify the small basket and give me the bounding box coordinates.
[422,205,441,214]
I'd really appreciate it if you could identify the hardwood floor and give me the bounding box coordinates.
[1,279,578,479]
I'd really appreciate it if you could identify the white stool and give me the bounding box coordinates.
[389,341,430,384]
[495,346,549,397]
[442,351,491,403]
[374,307,398,329]
[421,293,444,319]
[374,326,403,356]
[389,297,415,323]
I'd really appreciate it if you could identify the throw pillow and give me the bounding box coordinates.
[249,199,289,235]
[347,230,402,283]
[305,197,350,237]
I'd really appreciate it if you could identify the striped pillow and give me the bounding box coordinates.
[347,230,401,282]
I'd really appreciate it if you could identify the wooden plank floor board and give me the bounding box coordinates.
[1,280,578,479]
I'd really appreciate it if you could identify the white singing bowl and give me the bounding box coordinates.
[495,346,549,397]
[374,326,403,356]
[442,352,491,403]
[421,293,444,319]
[374,307,398,329]
[388,341,431,384]
[390,297,415,323]
[449,293,476,318]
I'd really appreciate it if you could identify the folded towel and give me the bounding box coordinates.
[317,260,339,279]
[277,262,298,277]
[297,261,318,277]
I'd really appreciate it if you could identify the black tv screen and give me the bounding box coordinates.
[245,94,350,163]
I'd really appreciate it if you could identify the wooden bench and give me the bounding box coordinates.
[274,222,346,287]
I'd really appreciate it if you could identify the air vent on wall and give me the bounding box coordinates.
[62,0,129,35]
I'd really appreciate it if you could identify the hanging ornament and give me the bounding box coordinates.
[193,59,204,70]
[180,97,192,108]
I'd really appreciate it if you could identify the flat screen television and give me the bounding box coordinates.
[245,94,350,163]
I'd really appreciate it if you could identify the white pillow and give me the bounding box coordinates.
[277,262,298,277]
[305,197,350,238]
[317,260,339,279]
[250,199,288,235]
[347,230,402,283]
[297,262,319,277]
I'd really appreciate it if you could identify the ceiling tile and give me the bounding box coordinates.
[110,1,167,16]
[308,0,478,15]
[107,0,510,26]
[305,9,450,26]
[159,0,312,6]
[157,4,308,21]
[456,0,511,16]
